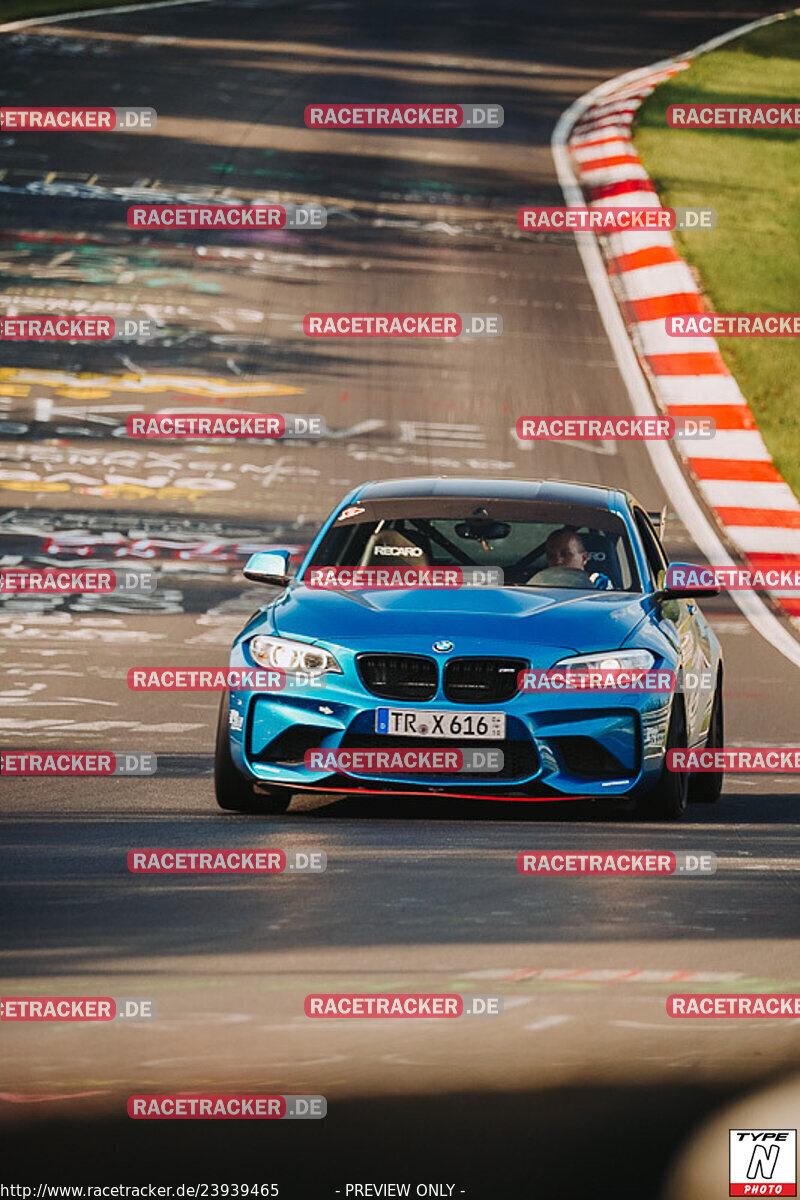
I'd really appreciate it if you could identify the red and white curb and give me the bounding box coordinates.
[553,14,800,632]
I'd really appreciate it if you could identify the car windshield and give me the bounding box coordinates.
[304,499,641,591]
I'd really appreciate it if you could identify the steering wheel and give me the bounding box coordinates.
[526,566,594,588]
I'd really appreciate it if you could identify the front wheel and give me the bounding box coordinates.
[636,696,689,821]
[214,695,292,814]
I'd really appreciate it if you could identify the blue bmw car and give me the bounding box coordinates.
[214,477,724,820]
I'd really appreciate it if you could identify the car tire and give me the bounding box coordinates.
[689,672,724,804]
[636,696,689,821]
[214,694,292,815]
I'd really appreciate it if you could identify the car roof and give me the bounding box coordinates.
[353,476,625,510]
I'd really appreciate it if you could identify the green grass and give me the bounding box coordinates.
[0,0,170,21]
[633,14,800,497]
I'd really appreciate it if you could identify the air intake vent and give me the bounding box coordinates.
[443,657,526,704]
[357,654,438,701]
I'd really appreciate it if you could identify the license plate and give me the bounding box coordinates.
[375,707,506,739]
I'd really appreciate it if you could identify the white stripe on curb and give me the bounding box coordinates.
[572,140,634,162]
[580,163,651,185]
[655,376,745,405]
[726,528,800,555]
[570,128,633,147]
[610,262,699,300]
[701,481,800,510]
[677,431,771,459]
[632,319,718,356]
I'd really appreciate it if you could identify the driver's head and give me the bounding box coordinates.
[545,528,588,570]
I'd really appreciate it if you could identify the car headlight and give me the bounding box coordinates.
[248,634,342,675]
[552,649,656,672]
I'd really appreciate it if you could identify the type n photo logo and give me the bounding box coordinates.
[729,1130,797,1196]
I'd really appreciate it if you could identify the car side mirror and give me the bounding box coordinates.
[654,562,720,601]
[243,551,291,586]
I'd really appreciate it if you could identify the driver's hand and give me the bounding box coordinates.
[589,572,612,590]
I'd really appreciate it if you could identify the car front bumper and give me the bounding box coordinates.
[226,639,673,799]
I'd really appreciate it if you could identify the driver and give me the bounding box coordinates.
[526,526,611,589]
[545,528,589,572]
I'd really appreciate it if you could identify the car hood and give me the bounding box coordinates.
[268,585,648,655]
